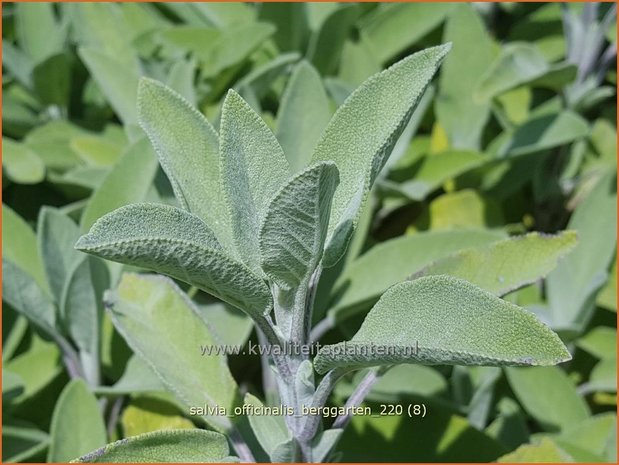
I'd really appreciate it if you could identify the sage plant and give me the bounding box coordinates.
[75,44,572,462]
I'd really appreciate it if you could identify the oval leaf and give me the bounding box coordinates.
[76,203,272,319]
[48,380,107,462]
[412,231,578,296]
[310,44,451,266]
[137,78,230,246]
[38,207,82,304]
[74,429,233,463]
[260,162,339,290]
[80,137,158,232]
[276,61,332,173]
[220,89,291,270]
[105,273,240,432]
[2,259,57,336]
[315,275,570,374]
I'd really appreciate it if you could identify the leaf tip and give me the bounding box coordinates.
[74,234,91,251]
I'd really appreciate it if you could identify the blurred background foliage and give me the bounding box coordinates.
[2,2,617,463]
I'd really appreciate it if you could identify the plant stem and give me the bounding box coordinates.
[309,314,335,343]
[303,266,322,345]
[54,334,84,379]
[256,328,279,404]
[229,426,256,463]
[298,367,350,443]
[106,396,124,437]
[332,368,382,430]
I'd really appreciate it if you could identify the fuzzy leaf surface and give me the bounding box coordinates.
[310,44,451,266]
[105,273,240,432]
[326,229,505,321]
[276,61,332,173]
[260,162,339,289]
[315,275,570,374]
[137,79,230,245]
[74,430,233,463]
[413,231,578,296]
[220,90,290,269]
[76,203,272,319]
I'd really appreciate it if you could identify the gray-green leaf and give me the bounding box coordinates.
[48,379,107,462]
[2,138,45,184]
[61,258,99,358]
[244,393,291,460]
[76,203,272,319]
[260,162,339,290]
[105,273,240,432]
[436,4,494,149]
[276,61,332,174]
[547,170,617,332]
[38,207,82,304]
[80,137,158,232]
[137,78,230,246]
[2,259,57,336]
[413,231,578,296]
[505,366,590,432]
[315,275,570,374]
[311,44,451,266]
[220,89,291,269]
[325,229,505,322]
[74,429,233,463]
[2,204,48,291]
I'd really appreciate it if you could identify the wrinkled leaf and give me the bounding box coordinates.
[413,231,578,296]
[260,162,339,289]
[137,79,229,245]
[74,430,233,463]
[220,89,290,269]
[311,44,451,266]
[77,204,272,319]
[315,275,570,374]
